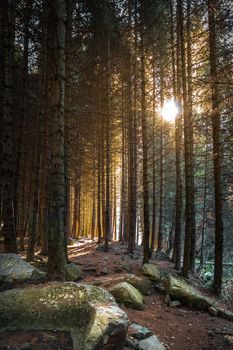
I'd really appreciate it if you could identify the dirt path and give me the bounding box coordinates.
[0,239,233,349]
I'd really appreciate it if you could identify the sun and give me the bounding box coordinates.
[161,99,179,122]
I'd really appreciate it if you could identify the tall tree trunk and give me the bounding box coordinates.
[208,0,223,296]
[47,0,67,280]
[181,0,195,277]
[127,2,136,254]
[2,0,17,253]
[158,63,164,251]
[140,10,150,265]
[172,0,183,270]
[104,27,111,252]
[151,57,156,252]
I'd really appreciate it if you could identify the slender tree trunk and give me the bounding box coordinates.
[26,112,41,261]
[151,57,157,252]
[72,183,78,237]
[119,86,126,243]
[97,132,102,242]
[208,0,223,296]
[158,63,164,251]
[127,4,136,253]
[104,27,111,252]
[200,136,208,269]
[181,0,196,277]
[47,0,67,280]
[140,11,150,265]
[173,0,183,270]
[91,159,96,240]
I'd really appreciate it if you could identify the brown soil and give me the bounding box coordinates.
[0,239,233,350]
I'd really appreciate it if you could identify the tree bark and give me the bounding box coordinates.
[1,0,17,253]
[208,0,223,296]
[47,0,67,280]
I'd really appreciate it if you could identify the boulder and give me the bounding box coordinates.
[164,274,213,310]
[138,335,166,350]
[0,254,46,282]
[109,282,145,310]
[0,282,128,350]
[65,263,82,281]
[129,323,153,340]
[141,264,161,282]
[125,274,152,295]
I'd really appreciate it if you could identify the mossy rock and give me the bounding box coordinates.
[109,282,145,310]
[0,254,46,282]
[125,274,152,295]
[164,274,213,310]
[141,263,161,282]
[0,282,128,350]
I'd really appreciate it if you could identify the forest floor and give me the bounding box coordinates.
[0,239,233,350]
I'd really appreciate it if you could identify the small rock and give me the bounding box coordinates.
[65,263,82,281]
[170,300,181,307]
[120,264,131,272]
[208,306,218,317]
[138,335,166,350]
[100,267,109,275]
[129,323,153,340]
[164,295,171,306]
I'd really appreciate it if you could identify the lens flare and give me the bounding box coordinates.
[161,100,179,122]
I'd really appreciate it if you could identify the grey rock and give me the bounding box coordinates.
[100,267,109,275]
[138,335,166,350]
[0,282,128,350]
[170,300,181,307]
[65,263,82,281]
[129,323,153,340]
[208,306,218,317]
[0,254,46,282]
[164,295,171,306]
